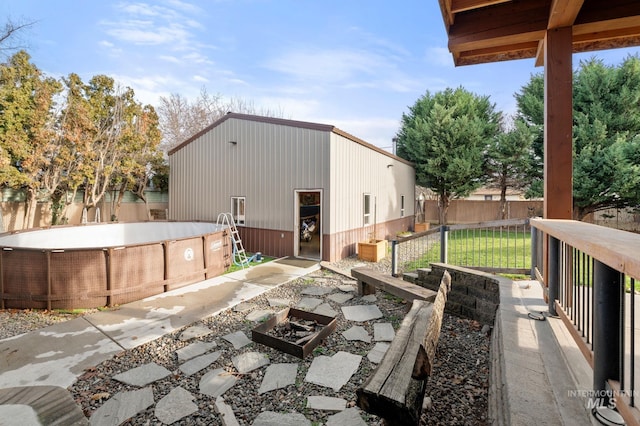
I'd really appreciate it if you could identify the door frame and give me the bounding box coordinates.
[294,189,322,260]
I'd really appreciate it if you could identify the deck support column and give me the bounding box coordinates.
[544,27,573,220]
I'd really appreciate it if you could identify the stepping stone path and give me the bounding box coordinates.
[112,363,171,387]
[253,411,311,426]
[179,325,213,341]
[361,294,377,302]
[222,331,252,349]
[306,395,347,411]
[367,342,390,364]
[342,325,371,343]
[258,363,298,394]
[87,271,395,425]
[176,341,217,361]
[233,302,255,313]
[341,305,383,322]
[300,286,333,296]
[154,387,198,424]
[374,322,395,341]
[313,302,338,317]
[200,368,238,398]
[326,407,368,426]
[305,351,362,391]
[328,292,353,304]
[232,351,269,373]
[246,309,273,322]
[268,297,290,307]
[296,297,323,310]
[179,350,222,376]
[90,387,154,426]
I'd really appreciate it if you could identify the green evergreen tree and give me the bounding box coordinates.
[516,55,640,219]
[396,87,501,224]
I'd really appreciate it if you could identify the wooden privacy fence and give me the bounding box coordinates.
[422,200,543,224]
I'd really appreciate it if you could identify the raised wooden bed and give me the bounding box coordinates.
[357,239,387,262]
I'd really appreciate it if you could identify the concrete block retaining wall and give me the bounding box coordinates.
[406,263,499,325]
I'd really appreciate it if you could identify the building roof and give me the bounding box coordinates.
[438,0,640,66]
[168,112,413,166]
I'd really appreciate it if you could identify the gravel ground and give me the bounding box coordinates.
[0,256,490,425]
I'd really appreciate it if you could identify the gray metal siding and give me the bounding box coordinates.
[169,118,330,231]
[328,132,415,234]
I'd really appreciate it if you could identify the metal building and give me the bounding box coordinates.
[168,113,415,262]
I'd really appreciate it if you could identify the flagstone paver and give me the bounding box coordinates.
[305,351,362,391]
[232,352,269,374]
[267,298,290,307]
[258,363,298,394]
[179,325,213,341]
[154,387,198,425]
[246,309,273,322]
[313,303,338,317]
[176,341,218,362]
[341,305,383,322]
[306,395,347,411]
[338,284,356,292]
[179,350,222,376]
[252,411,311,426]
[214,396,240,426]
[112,363,171,387]
[233,302,256,313]
[222,331,252,349]
[374,322,395,341]
[326,407,367,426]
[342,326,371,343]
[89,387,154,426]
[327,292,354,304]
[360,294,377,303]
[296,297,323,310]
[199,368,238,398]
[367,342,390,364]
[300,286,333,296]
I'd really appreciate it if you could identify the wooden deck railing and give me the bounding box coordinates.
[531,218,640,425]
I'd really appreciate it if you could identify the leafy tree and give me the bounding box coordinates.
[158,88,285,152]
[0,50,62,228]
[111,104,163,220]
[396,87,501,224]
[486,118,536,219]
[0,19,34,57]
[516,55,640,219]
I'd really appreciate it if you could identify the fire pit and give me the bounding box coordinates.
[251,307,336,358]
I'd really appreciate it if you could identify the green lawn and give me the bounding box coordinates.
[225,253,275,274]
[400,229,531,272]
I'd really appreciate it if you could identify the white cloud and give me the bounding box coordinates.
[193,75,208,83]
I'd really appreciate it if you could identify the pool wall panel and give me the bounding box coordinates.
[0,224,229,310]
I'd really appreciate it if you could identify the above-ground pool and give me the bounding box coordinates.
[0,222,229,310]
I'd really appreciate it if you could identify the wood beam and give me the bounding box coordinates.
[535,39,545,67]
[548,0,584,29]
[450,0,511,14]
[448,0,551,52]
[544,27,573,220]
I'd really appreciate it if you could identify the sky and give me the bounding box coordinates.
[3,0,640,152]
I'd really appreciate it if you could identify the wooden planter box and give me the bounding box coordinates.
[358,239,387,262]
[415,222,430,233]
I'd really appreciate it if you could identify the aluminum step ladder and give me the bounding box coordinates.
[217,212,249,268]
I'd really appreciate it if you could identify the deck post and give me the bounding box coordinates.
[593,260,621,407]
[548,236,559,315]
[531,226,538,279]
[440,226,448,264]
[391,239,399,277]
